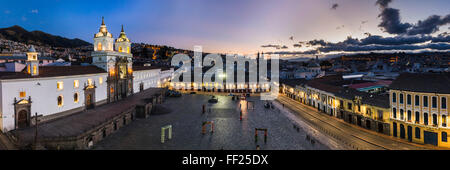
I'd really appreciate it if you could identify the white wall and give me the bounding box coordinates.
[0,73,107,132]
[132,69,160,94]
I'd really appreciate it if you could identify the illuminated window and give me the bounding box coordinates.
[57,95,63,107]
[74,93,79,103]
[57,81,64,90]
[97,43,102,51]
[32,65,37,74]
[87,79,93,86]
[119,46,123,52]
[74,80,79,88]
[27,65,30,74]
[127,47,130,53]
[19,91,26,98]
[99,77,103,85]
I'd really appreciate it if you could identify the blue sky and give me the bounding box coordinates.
[0,0,449,54]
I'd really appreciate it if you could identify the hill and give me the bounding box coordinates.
[0,25,91,48]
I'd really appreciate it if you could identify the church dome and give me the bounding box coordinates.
[116,25,130,42]
[94,17,113,38]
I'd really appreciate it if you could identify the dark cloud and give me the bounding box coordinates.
[291,33,450,54]
[331,3,339,10]
[375,0,392,8]
[375,0,450,35]
[293,44,302,48]
[377,8,411,34]
[407,14,450,35]
[261,44,281,49]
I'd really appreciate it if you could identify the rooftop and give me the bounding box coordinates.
[389,72,450,94]
[0,66,106,80]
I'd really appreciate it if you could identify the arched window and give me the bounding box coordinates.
[424,113,429,125]
[415,95,420,106]
[415,127,420,139]
[442,97,447,109]
[433,114,438,126]
[407,110,411,122]
[57,95,63,107]
[443,132,448,142]
[74,93,79,103]
[392,92,397,103]
[443,115,447,127]
[97,43,102,51]
[392,108,397,119]
[415,111,420,123]
[407,94,411,105]
[400,109,404,120]
[32,65,37,74]
[399,94,404,104]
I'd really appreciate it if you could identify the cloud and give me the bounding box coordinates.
[407,14,450,35]
[293,44,302,48]
[261,44,282,49]
[331,3,339,10]
[31,9,38,14]
[286,33,450,54]
[375,0,450,35]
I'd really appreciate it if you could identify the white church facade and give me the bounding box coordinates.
[0,18,173,132]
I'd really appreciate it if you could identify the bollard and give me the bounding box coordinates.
[202,105,205,114]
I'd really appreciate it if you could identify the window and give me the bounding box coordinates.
[347,103,352,110]
[393,108,397,119]
[97,43,102,51]
[415,127,420,139]
[423,96,428,107]
[74,93,79,103]
[119,46,123,52]
[88,79,93,86]
[127,47,130,53]
[392,92,397,103]
[443,132,448,142]
[433,114,438,126]
[415,111,420,123]
[432,96,437,108]
[424,113,428,125]
[19,91,26,98]
[399,94,404,104]
[74,80,79,88]
[57,81,64,90]
[415,95,420,106]
[57,95,63,107]
[400,109,404,120]
[443,115,447,127]
[32,65,37,74]
[442,97,447,109]
[99,77,103,85]
[407,94,411,105]
[27,65,30,74]
[377,110,383,120]
[393,123,397,137]
[407,110,412,122]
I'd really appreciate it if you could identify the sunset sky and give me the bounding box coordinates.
[0,0,449,56]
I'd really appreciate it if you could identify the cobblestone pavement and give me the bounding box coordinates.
[93,94,330,150]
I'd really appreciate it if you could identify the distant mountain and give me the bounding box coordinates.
[0,25,91,48]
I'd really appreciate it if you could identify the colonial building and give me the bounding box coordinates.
[0,18,173,132]
[389,73,450,147]
[281,75,391,135]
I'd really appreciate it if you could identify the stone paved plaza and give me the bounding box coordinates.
[93,94,330,150]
